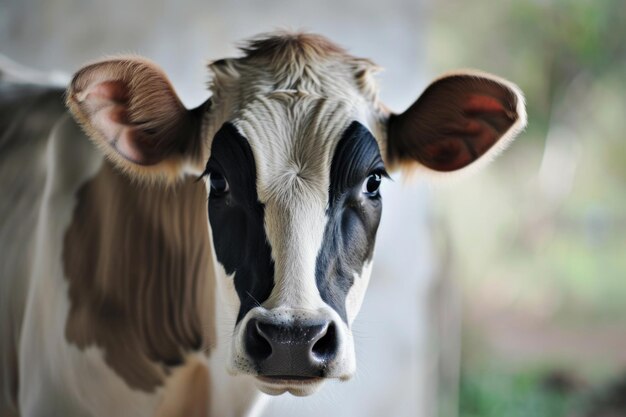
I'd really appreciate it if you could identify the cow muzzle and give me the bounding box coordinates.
[245,318,338,378]
[234,307,353,396]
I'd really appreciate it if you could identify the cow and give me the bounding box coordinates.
[0,32,526,417]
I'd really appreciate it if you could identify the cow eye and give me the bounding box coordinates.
[361,173,382,197]
[210,172,229,196]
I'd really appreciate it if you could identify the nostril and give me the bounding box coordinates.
[311,322,338,362]
[245,319,272,362]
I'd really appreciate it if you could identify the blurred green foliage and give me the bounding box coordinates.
[427,0,626,136]
[510,0,626,132]
[430,0,626,326]
[427,1,626,416]
[459,367,576,417]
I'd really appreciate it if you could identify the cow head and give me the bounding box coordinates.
[66,33,526,396]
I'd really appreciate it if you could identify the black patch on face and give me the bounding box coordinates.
[206,123,275,323]
[315,121,384,323]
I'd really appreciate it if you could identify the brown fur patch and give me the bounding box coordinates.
[155,358,211,417]
[63,161,215,392]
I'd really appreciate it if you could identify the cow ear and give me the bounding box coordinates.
[66,57,207,180]
[386,71,526,173]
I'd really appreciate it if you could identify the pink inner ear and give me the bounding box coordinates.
[421,138,474,171]
[81,80,131,125]
[116,128,152,163]
[463,94,507,114]
[387,75,520,172]
[86,80,129,104]
[69,58,196,168]
[80,80,162,165]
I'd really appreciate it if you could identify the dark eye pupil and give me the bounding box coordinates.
[366,174,381,193]
[210,173,229,194]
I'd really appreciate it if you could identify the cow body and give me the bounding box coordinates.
[0,56,368,417]
[0,32,526,416]
[0,85,262,416]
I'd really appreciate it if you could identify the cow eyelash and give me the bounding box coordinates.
[370,168,390,179]
[209,172,230,195]
[197,168,230,198]
[197,163,224,182]
[196,168,211,183]
[361,168,389,198]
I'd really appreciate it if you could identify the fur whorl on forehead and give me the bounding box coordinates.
[240,32,348,63]
[207,31,382,106]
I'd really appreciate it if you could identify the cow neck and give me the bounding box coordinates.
[62,161,215,392]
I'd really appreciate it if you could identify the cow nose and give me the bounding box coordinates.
[244,318,339,377]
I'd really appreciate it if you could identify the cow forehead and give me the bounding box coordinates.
[231,93,373,205]
[206,35,387,194]
[210,94,383,313]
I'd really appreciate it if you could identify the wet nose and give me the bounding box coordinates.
[244,318,339,377]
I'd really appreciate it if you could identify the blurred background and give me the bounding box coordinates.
[1,0,625,416]
[431,2,626,417]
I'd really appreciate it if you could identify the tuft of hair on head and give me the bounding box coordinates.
[239,31,348,64]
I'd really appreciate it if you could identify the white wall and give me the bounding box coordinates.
[0,2,445,416]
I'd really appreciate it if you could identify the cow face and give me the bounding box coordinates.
[204,101,384,396]
[67,33,526,397]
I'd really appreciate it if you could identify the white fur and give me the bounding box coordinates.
[203,84,376,387]
[346,261,373,325]
[200,46,385,393]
